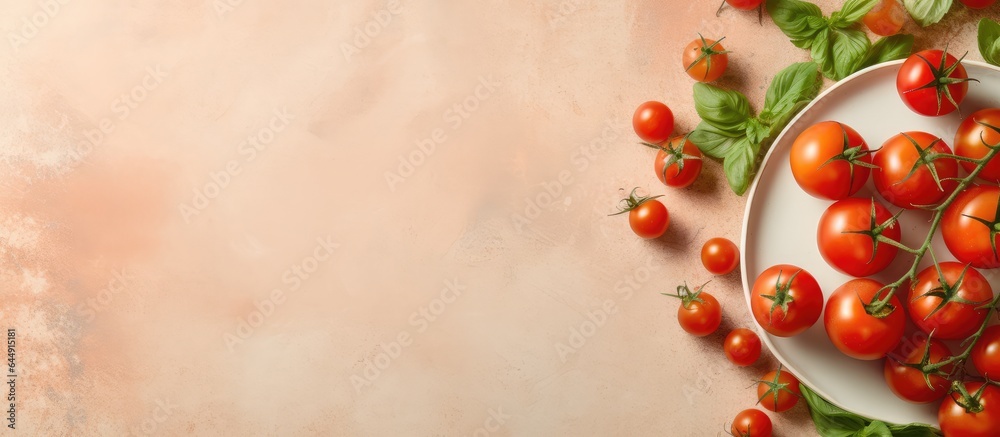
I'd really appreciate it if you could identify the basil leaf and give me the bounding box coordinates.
[801,385,942,437]
[830,28,871,80]
[903,0,953,27]
[692,83,751,134]
[762,62,821,122]
[689,122,743,159]
[857,421,892,437]
[766,0,825,49]
[979,18,1000,67]
[723,137,758,196]
[857,34,915,70]
[830,0,878,28]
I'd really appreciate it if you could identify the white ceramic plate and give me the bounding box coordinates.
[741,60,1000,426]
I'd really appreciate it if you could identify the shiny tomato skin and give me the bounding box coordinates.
[824,278,905,360]
[789,121,871,200]
[633,101,674,143]
[884,338,953,403]
[954,108,1000,183]
[730,409,772,437]
[908,262,993,340]
[939,382,1000,437]
[683,38,728,83]
[817,197,901,277]
[960,0,997,8]
[863,0,906,36]
[896,50,969,117]
[655,136,702,188]
[750,265,823,337]
[973,325,1000,379]
[757,369,800,412]
[629,200,669,239]
[724,328,762,367]
[677,291,722,337]
[701,237,740,275]
[726,0,763,9]
[942,186,1000,268]
[872,131,958,209]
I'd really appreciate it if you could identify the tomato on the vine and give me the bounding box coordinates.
[817,197,901,277]
[789,121,874,200]
[872,131,958,209]
[972,325,1000,379]
[730,409,772,437]
[610,188,669,239]
[862,0,906,36]
[824,278,904,360]
[960,0,997,8]
[942,185,1000,269]
[650,135,702,188]
[757,367,801,412]
[701,237,740,275]
[939,382,1000,437]
[682,35,729,83]
[633,101,674,144]
[954,108,1000,183]
[907,262,993,340]
[750,265,823,337]
[662,282,722,337]
[896,49,973,117]
[884,338,953,403]
[724,328,761,367]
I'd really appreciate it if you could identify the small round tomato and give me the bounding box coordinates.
[653,135,702,188]
[789,121,873,200]
[663,282,722,337]
[824,278,905,360]
[730,409,772,437]
[817,197,901,277]
[683,35,728,82]
[872,131,958,209]
[942,186,1000,268]
[633,101,674,143]
[863,0,906,36]
[724,328,762,367]
[750,265,823,337]
[897,49,972,117]
[908,262,993,340]
[960,0,997,8]
[973,325,1000,379]
[939,382,1000,437]
[611,189,669,239]
[884,338,953,403]
[701,237,740,275]
[726,0,763,10]
[954,108,1000,183]
[757,368,800,412]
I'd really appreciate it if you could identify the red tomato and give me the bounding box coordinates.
[653,136,702,188]
[726,0,763,10]
[896,49,971,117]
[908,262,993,340]
[662,282,722,337]
[817,197,901,277]
[724,328,762,367]
[972,325,1000,379]
[682,36,728,82]
[942,185,1000,269]
[824,278,905,360]
[611,189,669,239]
[789,121,873,200]
[954,108,1000,183]
[757,368,801,412]
[730,409,772,437]
[750,265,823,337]
[960,0,997,8]
[872,131,958,209]
[633,101,674,143]
[863,0,906,36]
[884,338,953,403]
[939,382,1000,437]
[701,237,740,275]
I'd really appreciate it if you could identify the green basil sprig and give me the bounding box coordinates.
[903,0,952,27]
[689,62,821,195]
[767,0,914,80]
[801,384,942,437]
[979,18,1000,67]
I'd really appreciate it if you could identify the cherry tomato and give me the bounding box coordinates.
[633,101,674,143]
[884,338,953,403]
[939,382,1000,437]
[896,49,971,117]
[724,328,762,367]
[653,136,702,188]
[824,278,905,360]
[701,237,740,275]
[611,189,669,239]
[663,282,722,337]
[757,368,800,412]
[908,262,993,340]
[954,108,1000,183]
[817,197,901,277]
[872,131,958,209]
[942,185,1000,269]
[972,325,1000,379]
[960,0,997,8]
[789,121,873,200]
[730,409,772,437]
[726,0,763,10]
[682,36,728,82]
[750,265,823,337]
[863,0,906,36]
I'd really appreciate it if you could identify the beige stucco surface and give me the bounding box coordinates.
[0,0,993,435]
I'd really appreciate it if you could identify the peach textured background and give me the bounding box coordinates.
[0,0,992,435]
